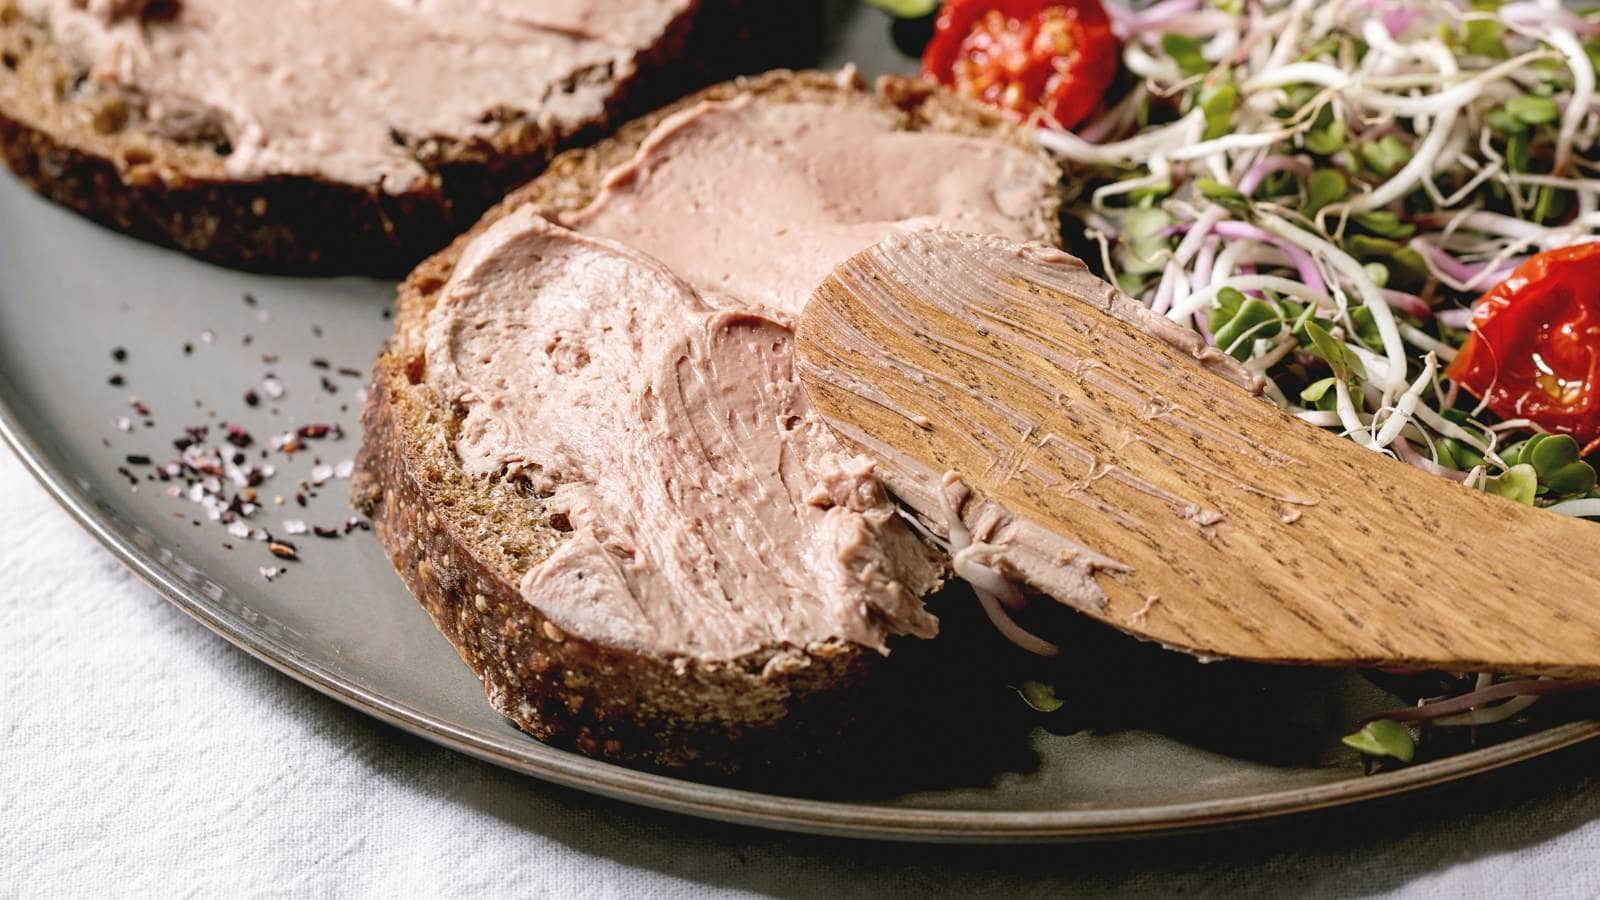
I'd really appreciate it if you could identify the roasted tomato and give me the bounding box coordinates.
[921,0,1119,129]
[1446,242,1600,451]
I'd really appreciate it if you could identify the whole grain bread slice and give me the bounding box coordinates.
[0,1,821,275]
[352,70,1064,776]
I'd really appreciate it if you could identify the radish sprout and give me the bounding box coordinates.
[1037,0,1600,749]
[1043,0,1600,509]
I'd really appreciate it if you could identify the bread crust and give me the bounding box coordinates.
[353,70,1063,775]
[0,0,821,275]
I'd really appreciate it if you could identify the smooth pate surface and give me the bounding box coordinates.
[20,0,690,192]
[426,209,944,667]
[562,96,1055,317]
[425,98,1057,663]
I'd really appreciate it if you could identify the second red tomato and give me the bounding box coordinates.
[921,0,1121,130]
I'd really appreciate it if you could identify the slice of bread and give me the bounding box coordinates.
[352,70,1063,776]
[0,1,820,275]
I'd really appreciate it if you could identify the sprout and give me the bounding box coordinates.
[1047,0,1600,484]
[1342,719,1416,763]
[1501,433,1599,496]
[1017,681,1067,712]
[1485,463,1539,504]
[1048,0,1600,752]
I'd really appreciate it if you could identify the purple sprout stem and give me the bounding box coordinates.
[1381,288,1431,320]
[1212,221,1329,295]
[1237,155,1310,196]
[1124,0,1204,35]
[1411,239,1524,288]
[1194,308,1217,345]
[1366,678,1600,726]
[1392,436,1468,480]
[1382,5,1426,38]
[1192,235,1220,290]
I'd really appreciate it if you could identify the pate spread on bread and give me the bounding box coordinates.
[354,72,1063,773]
[0,1,817,272]
[19,0,692,191]
[423,97,1054,663]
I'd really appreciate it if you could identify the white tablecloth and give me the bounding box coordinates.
[4,446,1599,898]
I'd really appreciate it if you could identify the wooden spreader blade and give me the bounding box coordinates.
[795,230,1600,676]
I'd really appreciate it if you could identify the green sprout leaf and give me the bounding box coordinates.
[1281,84,1319,118]
[1485,108,1528,135]
[1207,286,1245,332]
[1260,168,1298,198]
[1200,81,1239,141]
[1342,719,1416,763]
[1303,320,1367,381]
[1017,680,1066,713]
[1462,17,1509,59]
[1212,297,1283,361]
[1351,210,1416,239]
[1301,34,1344,62]
[1305,169,1348,215]
[1360,136,1413,178]
[1507,434,1599,497]
[1547,463,1599,497]
[1485,463,1539,505]
[1127,182,1172,205]
[1499,437,1531,465]
[1386,246,1430,292]
[1506,94,1561,126]
[1288,301,1320,339]
[1349,305,1384,350]
[1437,441,1459,470]
[1337,235,1427,292]
[1123,205,1171,238]
[864,0,940,15]
[1507,132,1531,172]
[1304,105,1344,155]
[1300,376,1339,410]
[1116,272,1151,295]
[1117,207,1174,275]
[1343,234,1402,260]
[1197,178,1251,214]
[1163,33,1209,75]
[1437,437,1485,472]
[1305,127,1343,156]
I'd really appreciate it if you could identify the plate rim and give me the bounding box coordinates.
[5,380,1597,843]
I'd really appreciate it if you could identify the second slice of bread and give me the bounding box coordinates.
[0,1,821,275]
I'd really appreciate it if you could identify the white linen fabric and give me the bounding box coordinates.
[4,447,1599,899]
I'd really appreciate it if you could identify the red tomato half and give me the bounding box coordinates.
[921,0,1120,130]
[1446,242,1600,450]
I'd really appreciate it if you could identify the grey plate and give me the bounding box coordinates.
[3,5,1598,843]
